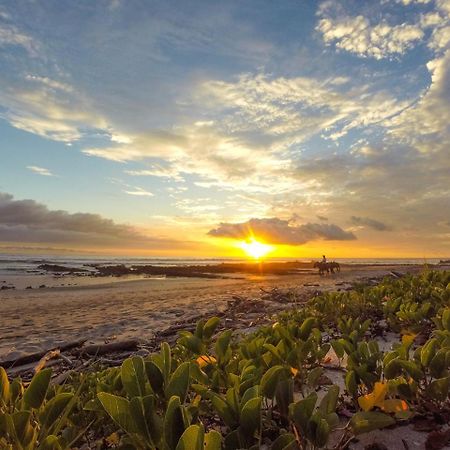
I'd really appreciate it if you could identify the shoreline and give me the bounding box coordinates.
[0,264,433,362]
[1,260,449,291]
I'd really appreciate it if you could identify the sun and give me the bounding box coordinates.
[240,238,273,259]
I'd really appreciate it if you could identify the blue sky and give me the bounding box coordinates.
[0,0,449,257]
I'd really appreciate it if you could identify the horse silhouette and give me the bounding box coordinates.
[313,261,340,275]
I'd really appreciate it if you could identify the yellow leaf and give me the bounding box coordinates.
[381,399,409,413]
[358,382,388,411]
[106,432,120,446]
[192,394,202,406]
[401,332,418,346]
[196,355,216,368]
[290,367,299,377]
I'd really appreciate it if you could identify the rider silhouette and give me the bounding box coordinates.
[321,255,327,263]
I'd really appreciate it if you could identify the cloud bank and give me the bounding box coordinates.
[0,192,177,248]
[208,217,356,245]
[350,216,392,231]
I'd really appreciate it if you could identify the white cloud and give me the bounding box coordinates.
[124,187,154,197]
[387,49,450,145]
[317,15,424,59]
[0,81,108,142]
[199,73,411,144]
[0,20,40,56]
[84,123,294,194]
[24,75,74,93]
[26,165,54,177]
[125,165,185,182]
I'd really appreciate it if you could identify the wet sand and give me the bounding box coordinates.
[0,265,425,361]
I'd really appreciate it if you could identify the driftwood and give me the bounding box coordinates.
[77,340,140,356]
[0,339,86,369]
[34,349,61,373]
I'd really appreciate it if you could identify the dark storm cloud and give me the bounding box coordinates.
[350,216,392,231]
[208,217,356,245]
[0,192,182,248]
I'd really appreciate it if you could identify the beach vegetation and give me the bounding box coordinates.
[0,270,449,448]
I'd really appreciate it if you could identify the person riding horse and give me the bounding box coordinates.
[314,258,340,275]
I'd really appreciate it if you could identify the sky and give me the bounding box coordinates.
[0,0,449,258]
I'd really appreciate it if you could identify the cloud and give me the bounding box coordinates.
[387,49,450,148]
[0,17,40,56]
[26,166,54,177]
[199,73,411,145]
[124,187,154,197]
[125,166,185,182]
[0,75,107,142]
[317,14,424,60]
[208,217,356,245]
[84,124,292,193]
[350,216,392,231]
[0,192,178,248]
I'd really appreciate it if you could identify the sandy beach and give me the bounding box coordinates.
[0,264,429,362]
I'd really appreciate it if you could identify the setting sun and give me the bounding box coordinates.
[240,238,273,259]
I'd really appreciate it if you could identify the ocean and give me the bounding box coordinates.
[0,254,445,278]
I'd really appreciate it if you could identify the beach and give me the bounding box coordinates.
[0,263,430,362]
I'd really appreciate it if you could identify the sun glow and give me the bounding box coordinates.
[240,238,273,259]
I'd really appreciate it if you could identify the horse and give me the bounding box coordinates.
[328,261,340,272]
[313,261,340,275]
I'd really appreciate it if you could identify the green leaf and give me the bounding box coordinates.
[430,349,448,378]
[420,338,438,367]
[226,387,240,418]
[319,385,339,415]
[162,341,172,384]
[39,393,73,435]
[384,359,401,380]
[203,317,220,340]
[307,366,323,387]
[345,370,358,397]
[270,433,297,450]
[313,417,330,448]
[398,360,424,382]
[12,411,34,447]
[38,435,62,450]
[165,362,190,402]
[421,338,438,367]
[215,330,232,360]
[204,430,222,450]
[145,360,164,393]
[97,392,137,434]
[176,424,204,450]
[331,340,345,359]
[130,396,154,446]
[240,397,262,434]
[142,394,162,445]
[350,411,395,435]
[0,367,10,405]
[24,368,52,409]
[164,396,188,450]
[121,356,147,398]
[240,385,260,408]
[289,392,317,434]
[179,334,204,353]
[425,376,450,402]
[442,308,450,331]
[275,378,294,419]
[263,344,283,363]
[299,318,316,340]
[260,365,286,399]
[211,394,238,428]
